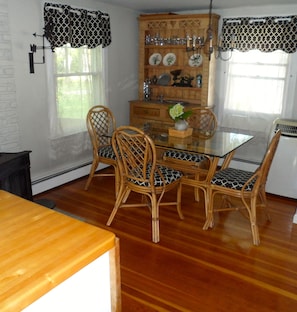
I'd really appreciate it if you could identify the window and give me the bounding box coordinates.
[218,50,296,163]
[50,44,105,138]
[224,50,288,115]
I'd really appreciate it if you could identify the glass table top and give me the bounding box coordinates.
[149,128,254,158]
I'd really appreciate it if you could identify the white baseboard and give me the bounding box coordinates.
[32,164,107,195]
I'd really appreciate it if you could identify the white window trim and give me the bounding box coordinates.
[45,46,108,140]
[215,51,297,164]
[216,51,297,125]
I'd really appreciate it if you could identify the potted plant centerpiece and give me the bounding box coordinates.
[169,103,192,131]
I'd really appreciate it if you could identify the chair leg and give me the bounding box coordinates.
[249,196,260,245]
[122,190,130,203]
[194,173,200,201]
[202,187,209,220]
[203,189,214,230]
[177,182,184,220]
[251,223,260,245]
[106,186,129,226]
[114,166,119,196]
[194,187,200,202]
[84,159,99,190]
[151,194,160,243]
[259,187,270,221]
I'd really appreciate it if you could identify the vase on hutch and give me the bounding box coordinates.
[174,119,188,131]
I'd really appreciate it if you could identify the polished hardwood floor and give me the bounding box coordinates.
[34,167,297,311]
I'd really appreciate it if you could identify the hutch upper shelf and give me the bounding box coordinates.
[137,13,220,107]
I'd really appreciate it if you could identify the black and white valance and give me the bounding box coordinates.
[44,2,111,50]
[220,15,297,53]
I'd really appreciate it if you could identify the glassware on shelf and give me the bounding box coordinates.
[196,74,202,88]
[144,34,186,46]
[143,78,152,101]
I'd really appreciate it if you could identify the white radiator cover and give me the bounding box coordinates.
[266,118,297,199]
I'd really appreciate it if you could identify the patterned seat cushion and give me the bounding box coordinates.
[129,164,183,187]
[98,145,116,159]
[211,167,256,191]
[163,150,206,163]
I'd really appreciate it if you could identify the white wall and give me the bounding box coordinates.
[0,0,21,151]
[4,0,139,185]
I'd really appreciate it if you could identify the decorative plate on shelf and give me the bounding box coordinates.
[188,53,203,67]
[149,53,162,65]
[156,73,171,86]
[163,53,176,66]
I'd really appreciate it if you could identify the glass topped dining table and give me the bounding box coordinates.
[147,125,254,179]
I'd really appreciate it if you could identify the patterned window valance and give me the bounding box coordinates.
[43,2,111,51]
[220,15,297,53]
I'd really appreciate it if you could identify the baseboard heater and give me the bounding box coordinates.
[32,162,108,195]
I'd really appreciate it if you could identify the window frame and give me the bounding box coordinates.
[217,50,297,126]
[223,50,289,115]
[46,44,106,139]
[216,50,297,163]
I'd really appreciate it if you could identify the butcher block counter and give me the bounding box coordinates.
[0,190,121,311]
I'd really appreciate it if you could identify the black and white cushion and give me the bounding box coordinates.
[211,167,256,191]
[98,145,116,159]
[164,150,206,163]
[129,164,183,187]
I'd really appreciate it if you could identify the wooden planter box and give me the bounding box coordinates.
[168,127,193,138]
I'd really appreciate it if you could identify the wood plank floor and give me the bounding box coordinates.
[34,168,297,311]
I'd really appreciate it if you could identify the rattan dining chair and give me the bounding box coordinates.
[203,129,281,245]
[162,107,218,201]
[106,126,184,243]
[84,105,118,194]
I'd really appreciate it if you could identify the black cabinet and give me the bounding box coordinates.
[0,151,33,201]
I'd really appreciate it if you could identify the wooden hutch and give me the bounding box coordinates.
[130,13,220,127]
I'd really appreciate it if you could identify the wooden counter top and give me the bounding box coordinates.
[0,190,116,311]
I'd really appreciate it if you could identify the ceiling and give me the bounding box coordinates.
[96,0,296,13]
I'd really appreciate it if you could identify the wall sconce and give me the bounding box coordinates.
[29,24,54,74]
[28,32,52,74]
[214,33,234,61]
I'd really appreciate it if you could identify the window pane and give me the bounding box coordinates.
[225,50,288,114]
[52,45,102,136]
[55,44,99,74]
[231,63,287,78]
[56,75,95,119]
[227,76,284,113]
[231,49,288,64]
